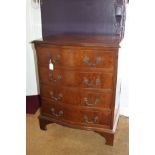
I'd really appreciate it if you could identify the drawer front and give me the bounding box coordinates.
[81,109,111,127]
[36,46,115,69]
[42,101,72,122]
[41,100,111,127]
[80,90,112,109]
[40,84,112,109]
[39,67,113,89]
[40,84,80,106]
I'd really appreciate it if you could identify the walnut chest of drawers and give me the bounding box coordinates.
[33,35,121,146]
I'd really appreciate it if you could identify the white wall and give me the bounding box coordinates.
[118,5,130,117]
[26,0,42,96]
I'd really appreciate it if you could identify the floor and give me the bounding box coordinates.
[26,110,129,155]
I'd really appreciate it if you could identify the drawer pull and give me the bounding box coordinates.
[83,56,102,67]
[49,91,63,101]
[48,53,61,64]
[84,115,99,124]
[49,74,62,82]
[83,97,101,107]
[83,77,101,87]
[50,108,63,117]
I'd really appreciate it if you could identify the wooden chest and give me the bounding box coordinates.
[33,35,121,146]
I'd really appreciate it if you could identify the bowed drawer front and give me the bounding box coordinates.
[36,45,115,70]
[40,84,113,109]
[39,67,113,89]
[41,100,112,128]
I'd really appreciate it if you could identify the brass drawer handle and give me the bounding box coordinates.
[49,91,63,101]
[50,108,63,117]
[83,77,101,87]
[83,56,102,67]
[83,97,101,107]
[49,74,62,82]
[48,53,61,64]
[84,115,99,124]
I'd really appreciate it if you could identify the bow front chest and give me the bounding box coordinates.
[33,35,121,145]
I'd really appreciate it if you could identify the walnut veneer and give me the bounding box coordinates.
[33,35,121,146]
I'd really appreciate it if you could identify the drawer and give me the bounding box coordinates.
[40,84,80,106]
[41,100,111,127]
[40,84,112,109]
[81,109,111,127]
[39,67,113,89]
[36,45,115,69]
[80,90,112,109]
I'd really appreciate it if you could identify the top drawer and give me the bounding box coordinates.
[35,45,116,69]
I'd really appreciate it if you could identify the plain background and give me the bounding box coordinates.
[26,0,129,116]
[0,0,155,155]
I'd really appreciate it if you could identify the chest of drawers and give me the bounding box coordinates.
[33,35,121,146]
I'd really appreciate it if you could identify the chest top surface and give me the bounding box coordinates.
[33,35,121,48]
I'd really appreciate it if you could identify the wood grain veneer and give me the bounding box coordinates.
[33,35,121,146]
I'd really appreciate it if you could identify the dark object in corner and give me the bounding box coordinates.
[26,95,40,114]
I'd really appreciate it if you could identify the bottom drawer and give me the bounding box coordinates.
[41,100,111,128]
